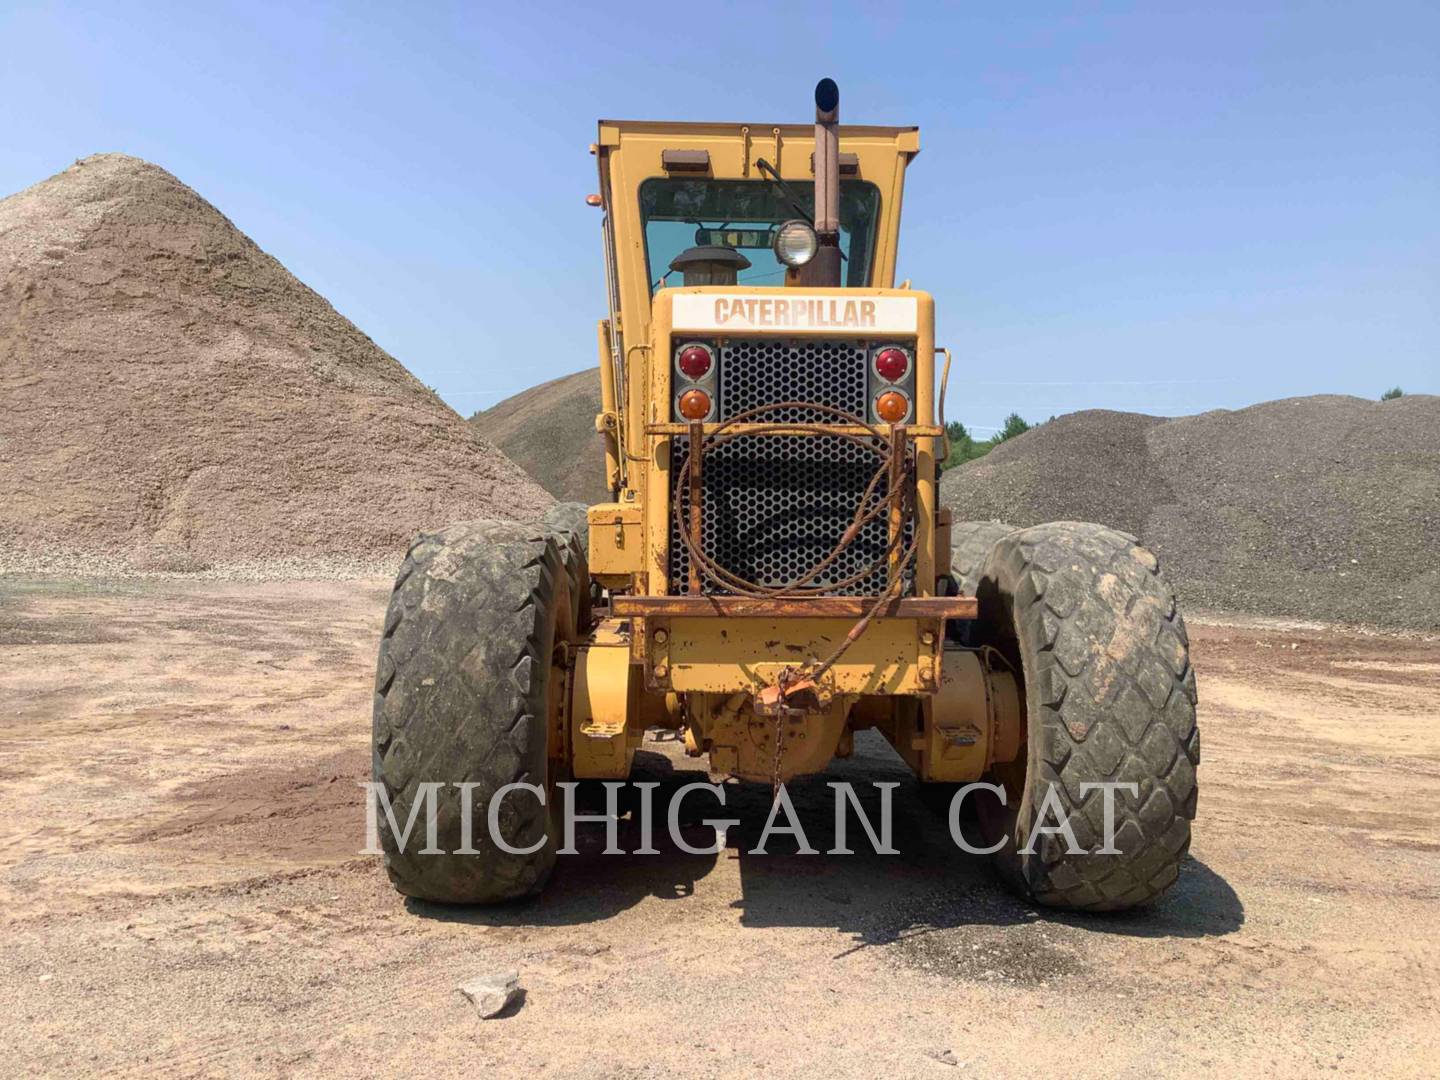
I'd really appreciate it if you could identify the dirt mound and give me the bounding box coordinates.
[942,395,1440,629]
[469,369,609,504]
[0,153,550,576]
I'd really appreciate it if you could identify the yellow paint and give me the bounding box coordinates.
[877,649,1023,783]
[586,502,643,581]
[642,616,941,697]
[569,634,645,779]
[935,507,953,580]
[595,320,622,492]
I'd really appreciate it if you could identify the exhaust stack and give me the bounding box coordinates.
[802,77,843,288]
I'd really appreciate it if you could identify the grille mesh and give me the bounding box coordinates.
[719,338,867,422]
[668,338,909,596]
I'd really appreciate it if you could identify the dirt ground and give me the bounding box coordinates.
[1,577,1436,1078]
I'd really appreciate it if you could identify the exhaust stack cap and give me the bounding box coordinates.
[815,78,839,121]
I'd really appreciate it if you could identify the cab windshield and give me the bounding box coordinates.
[639,178,880,293]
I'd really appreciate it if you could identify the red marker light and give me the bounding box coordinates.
[874,347,909,382]
[677,345,712,379]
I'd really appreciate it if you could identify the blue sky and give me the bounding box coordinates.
[2,2,1435,433]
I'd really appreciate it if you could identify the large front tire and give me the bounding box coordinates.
[542,501,592,629]
[976,522,1200,911]
[372,520,581,903]
[949,519,1016,596]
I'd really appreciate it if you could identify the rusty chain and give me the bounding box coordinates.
[669,402,922,801]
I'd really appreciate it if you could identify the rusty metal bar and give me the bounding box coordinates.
[687,420,703,594]
[887,424,906,585]
[647,422,943,438]
[611,596,977,619]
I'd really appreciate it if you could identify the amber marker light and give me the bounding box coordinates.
[677,389,712,420]
[875,390,909,423]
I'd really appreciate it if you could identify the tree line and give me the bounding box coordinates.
[941,413,1033,470]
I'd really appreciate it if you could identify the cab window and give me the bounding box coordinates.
[639,178,880,293]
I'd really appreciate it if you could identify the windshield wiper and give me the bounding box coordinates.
[753,159,845,263]
[754,159,812,225]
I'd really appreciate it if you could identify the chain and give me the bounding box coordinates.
[766,668,804,803]
[771,696,785,803]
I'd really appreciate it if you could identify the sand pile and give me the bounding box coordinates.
[0,154,550,577]
[942,395,1440,630]
[469,369,610,505]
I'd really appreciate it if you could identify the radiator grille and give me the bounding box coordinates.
[669,337,915,597]
[718,338,867,422]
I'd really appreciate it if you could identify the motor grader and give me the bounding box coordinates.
[372,80,1199,911]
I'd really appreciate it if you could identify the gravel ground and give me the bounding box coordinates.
[941,395,1440,630]
[470,368,610,505]
[0,537,396,582]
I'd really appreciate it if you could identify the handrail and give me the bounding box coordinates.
[937,347,954,467]
[623,343,652,463]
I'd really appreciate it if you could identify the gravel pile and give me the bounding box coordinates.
[941,395,1440,630]
[470,369,610,504]
[0,154,550,578]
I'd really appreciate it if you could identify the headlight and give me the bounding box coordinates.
[773,219,818,268]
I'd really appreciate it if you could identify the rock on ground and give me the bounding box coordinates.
[456,971,521,1019]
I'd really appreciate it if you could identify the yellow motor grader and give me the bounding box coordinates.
[372,80,1199,911]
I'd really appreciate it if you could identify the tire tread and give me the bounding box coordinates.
[982,521,1199,911]
[372,519,579,903]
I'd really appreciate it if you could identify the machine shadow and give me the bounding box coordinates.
[409,735,1244,944]
[407,749,723,928]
